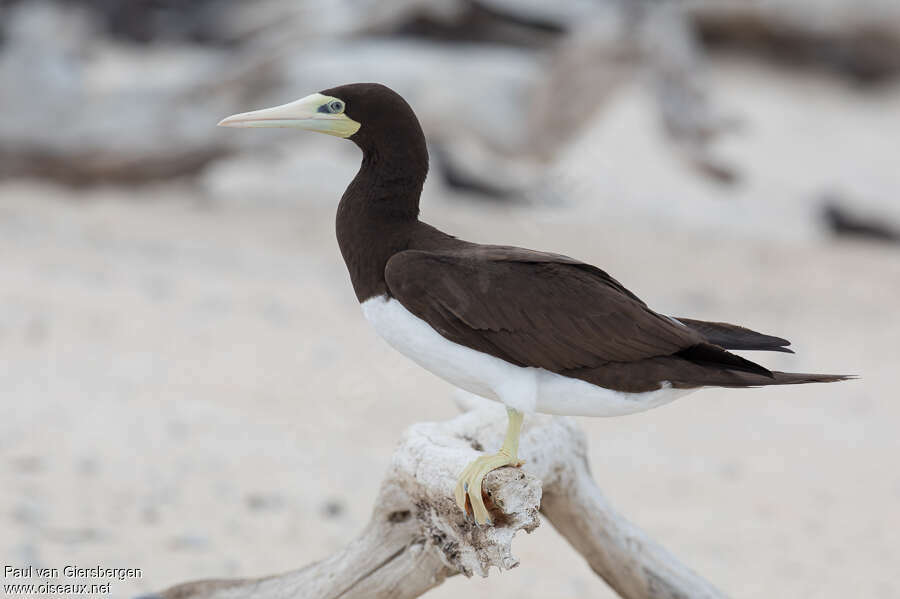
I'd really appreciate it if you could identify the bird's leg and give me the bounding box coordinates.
[454,407,525,525]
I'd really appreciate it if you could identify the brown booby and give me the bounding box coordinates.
[218,83,850,525]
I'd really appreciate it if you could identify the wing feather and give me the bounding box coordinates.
[384,248,707,373]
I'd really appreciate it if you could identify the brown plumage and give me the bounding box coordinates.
[326,83,850,394]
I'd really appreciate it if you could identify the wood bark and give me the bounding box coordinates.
[152,394,727,599]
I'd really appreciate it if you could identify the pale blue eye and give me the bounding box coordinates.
[326,100,344,114]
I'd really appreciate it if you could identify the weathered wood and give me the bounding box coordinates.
[151,394,727,599]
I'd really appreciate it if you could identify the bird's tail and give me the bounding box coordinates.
[768,371,855,385]
[675,342,855,388]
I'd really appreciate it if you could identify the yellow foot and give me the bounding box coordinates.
[454,451,524,525]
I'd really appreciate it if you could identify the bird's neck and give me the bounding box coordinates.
[336,143,428,303]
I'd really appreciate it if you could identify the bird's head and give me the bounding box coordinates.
[217,83,424,155]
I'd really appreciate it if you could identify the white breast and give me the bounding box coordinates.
[361,295,695,416]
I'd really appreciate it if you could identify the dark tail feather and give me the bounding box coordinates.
[675,317,794,353]
[770,371,856,385]
[688,369,856,389]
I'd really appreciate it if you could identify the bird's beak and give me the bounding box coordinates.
[217,93,360,138]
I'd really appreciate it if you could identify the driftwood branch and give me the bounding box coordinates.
[150,394,727,599]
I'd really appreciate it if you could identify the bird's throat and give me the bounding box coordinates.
[335,154,424,303]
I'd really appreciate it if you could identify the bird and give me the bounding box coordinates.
[218,83,851,526]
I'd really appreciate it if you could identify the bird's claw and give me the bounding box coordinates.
[454,451,521,526]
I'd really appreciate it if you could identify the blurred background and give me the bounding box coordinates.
[1,0,899,597]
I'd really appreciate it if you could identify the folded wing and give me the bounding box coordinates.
[384,246,769,377]
[674,318,793,353]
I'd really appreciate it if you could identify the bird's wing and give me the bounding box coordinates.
[384,246,711,372]
[674,318,793,353]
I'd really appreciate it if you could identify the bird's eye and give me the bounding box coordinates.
[326,100,345,114]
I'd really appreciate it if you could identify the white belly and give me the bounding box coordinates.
[361,295,695,416]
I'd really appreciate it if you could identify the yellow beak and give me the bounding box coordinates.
[217,93,360,138]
